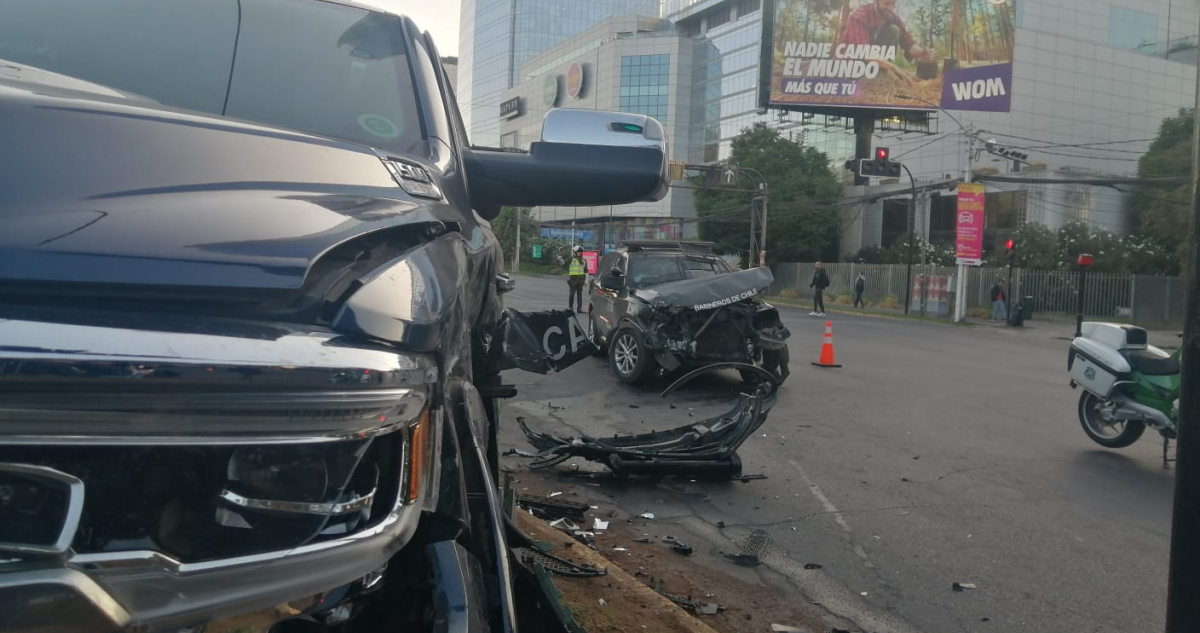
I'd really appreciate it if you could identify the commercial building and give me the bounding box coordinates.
[498,16,701,247]
[830,0,1199,256]
[457,0,658,147]
[662,0,1199,258]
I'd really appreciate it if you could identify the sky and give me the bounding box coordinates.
[396,0,462,56]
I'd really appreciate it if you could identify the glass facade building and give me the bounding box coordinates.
[498,17,699,245]
[457,0,658,147]
[620,54,671,121]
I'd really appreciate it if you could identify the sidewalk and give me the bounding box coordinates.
[768,295,1182,347]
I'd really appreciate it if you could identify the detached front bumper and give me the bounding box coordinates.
[0,317,439,633]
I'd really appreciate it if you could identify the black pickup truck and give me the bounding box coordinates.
[0,1,666,632]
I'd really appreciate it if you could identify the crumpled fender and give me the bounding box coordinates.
[331,234,469,351]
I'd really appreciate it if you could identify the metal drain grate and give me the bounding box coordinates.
[724,529,771,566]
[520,548,607,578]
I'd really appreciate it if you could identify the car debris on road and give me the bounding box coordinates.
[514,363,779,479]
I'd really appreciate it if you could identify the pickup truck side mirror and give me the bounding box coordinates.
[464,109,668,220]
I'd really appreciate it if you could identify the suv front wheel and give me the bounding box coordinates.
[609,327,656,384]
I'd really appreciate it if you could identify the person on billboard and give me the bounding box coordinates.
[840,0,934,84]
[567,245,587,313]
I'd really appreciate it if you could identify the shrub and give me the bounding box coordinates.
[778,288,801,300]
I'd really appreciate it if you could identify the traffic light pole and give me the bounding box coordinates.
[1165,36,1200,632]
[900,163,918,315]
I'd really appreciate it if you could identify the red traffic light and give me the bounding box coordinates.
[875,147,890,161]
[1005,239,1014,251]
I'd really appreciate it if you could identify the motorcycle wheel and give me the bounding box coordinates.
[1078,391,1146,448]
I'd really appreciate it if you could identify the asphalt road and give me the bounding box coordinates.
[498,273,1176,633]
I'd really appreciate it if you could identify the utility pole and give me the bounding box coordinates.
[514,209,521,274]
[901,164,918,315]
[759,188,769,267]
[749,196,758,267]
[1165,36,1200,632]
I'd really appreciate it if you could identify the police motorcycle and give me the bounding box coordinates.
[1068,323,1182,468]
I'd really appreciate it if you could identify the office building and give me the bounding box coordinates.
[835,0,1199,255]
[663,0,1198,256]
[498,16,698,246]
[457,0,658,147]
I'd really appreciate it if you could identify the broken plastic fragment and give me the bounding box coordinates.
[549,491,563,497]
[548,518,579,532]
[640,512,655,519]
[593,518,610,530]
[614,547,628,552]
[952,582,978,591]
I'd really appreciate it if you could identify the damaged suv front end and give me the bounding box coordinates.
[590,245,791,385]
[638,267,791,376]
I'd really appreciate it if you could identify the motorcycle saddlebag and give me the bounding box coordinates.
[1068,337,1131,398]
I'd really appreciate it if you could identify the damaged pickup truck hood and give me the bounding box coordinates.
[634,267,774,310]
[0,72,457,294]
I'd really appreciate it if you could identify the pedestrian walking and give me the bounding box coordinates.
[853,271,866,308]
[990,279,1007,322]
[809,262,830,316]
[567,245,587,313]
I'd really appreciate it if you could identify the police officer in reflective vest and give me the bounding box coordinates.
[567,245,587,313]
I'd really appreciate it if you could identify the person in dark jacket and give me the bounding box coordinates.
[853,272,867,308]
[809,262,830,316]
[990,279,1007,322]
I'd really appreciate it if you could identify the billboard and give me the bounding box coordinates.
[763,0,1016,112]
[955,182,985,264]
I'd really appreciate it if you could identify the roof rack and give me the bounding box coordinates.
[621,240,717,254]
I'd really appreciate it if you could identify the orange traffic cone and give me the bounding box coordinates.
[811,321,842,368]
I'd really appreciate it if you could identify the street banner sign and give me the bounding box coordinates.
[955,182,985,265]
[532,244,542,258]
[582,251,599,275]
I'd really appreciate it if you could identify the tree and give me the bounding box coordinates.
[489,206,537,269]
[693,123,843,264]
[1132,108,1193,274]
[1008,222,1059,270]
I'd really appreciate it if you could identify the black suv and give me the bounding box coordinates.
[587,242,790,384]
[0,1,667,631]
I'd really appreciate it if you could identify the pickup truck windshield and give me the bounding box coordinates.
[0,0,427,156]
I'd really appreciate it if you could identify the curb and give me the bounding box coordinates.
[516,512,724,633]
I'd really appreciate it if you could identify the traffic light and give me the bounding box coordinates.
[1005,239,1016,265]
[848,147,902,178]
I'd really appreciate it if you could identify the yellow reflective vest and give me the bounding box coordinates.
[568,257,586,276]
